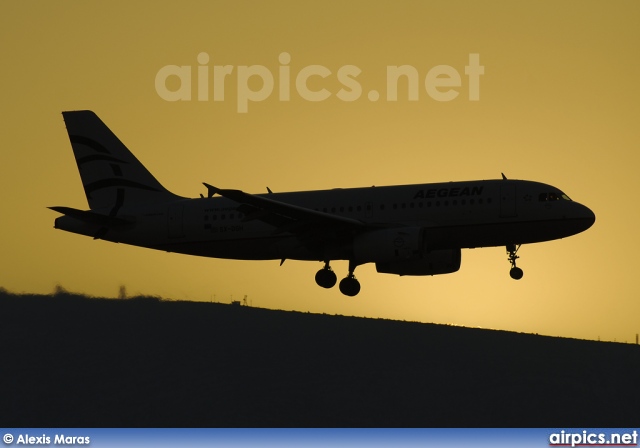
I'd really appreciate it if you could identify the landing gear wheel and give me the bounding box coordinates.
[506,244,523,280]
[315,265,337,289]
[339,276,361,297]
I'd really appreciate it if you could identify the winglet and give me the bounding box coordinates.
[203,183,219,198]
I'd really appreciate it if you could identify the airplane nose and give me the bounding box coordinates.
[579,203,596,231]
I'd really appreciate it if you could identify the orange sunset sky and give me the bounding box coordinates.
[1,1,639,342]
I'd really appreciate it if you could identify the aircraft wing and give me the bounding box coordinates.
[203,183,366,234]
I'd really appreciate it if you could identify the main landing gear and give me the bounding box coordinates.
[507,244,524,280]
[315,261,337,288]
[315,260,361,296]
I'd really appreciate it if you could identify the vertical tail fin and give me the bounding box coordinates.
[62,110,182,210]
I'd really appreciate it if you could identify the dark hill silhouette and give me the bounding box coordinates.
[1,289,638,427]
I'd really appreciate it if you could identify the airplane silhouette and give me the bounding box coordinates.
[51,111,595,296]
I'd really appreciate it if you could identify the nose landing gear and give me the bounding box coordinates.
[507,244,523,280]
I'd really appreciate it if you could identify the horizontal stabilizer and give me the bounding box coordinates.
[48,206,133,227]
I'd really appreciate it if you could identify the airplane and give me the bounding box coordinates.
[50,110,596,296]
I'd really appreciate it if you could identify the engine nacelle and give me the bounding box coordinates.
[353,227,424,263]
[375,249,461,276]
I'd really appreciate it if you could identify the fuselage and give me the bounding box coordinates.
[55,179,595,262]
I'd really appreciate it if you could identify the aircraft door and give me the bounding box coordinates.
[168,204,185,238]
[500,183,517,218]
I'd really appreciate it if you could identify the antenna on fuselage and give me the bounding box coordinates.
[501,173,508,180]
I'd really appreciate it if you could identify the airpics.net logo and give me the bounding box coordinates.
[154,52,484,113]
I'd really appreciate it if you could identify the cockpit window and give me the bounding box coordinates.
[539,192,572,202]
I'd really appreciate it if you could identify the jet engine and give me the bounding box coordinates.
[375,249,461,276]
[352,227,461,276]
